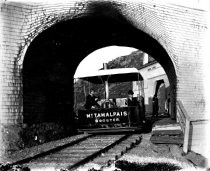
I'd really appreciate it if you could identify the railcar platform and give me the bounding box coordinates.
[78,126,142,134]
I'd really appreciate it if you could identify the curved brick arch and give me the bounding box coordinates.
[19,2,179,122]
[18,1,182,125]
[17,1,89,66]
[22,13,178,124]
[18,0,179,74]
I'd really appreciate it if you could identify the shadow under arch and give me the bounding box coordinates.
[22,2,177,142]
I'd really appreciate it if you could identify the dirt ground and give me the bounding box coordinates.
[127,133,188,162]
[118,132,208,170]
[78,132,208,171]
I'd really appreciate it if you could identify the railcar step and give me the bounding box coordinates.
[78,127,142,134]
[150,134,184,145]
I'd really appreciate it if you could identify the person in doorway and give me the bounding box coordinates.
[84,89,100,109]
[138,95,146,124]
[152,95,159,118]
[165,93,171,116]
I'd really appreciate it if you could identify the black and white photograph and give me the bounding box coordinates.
[0,0,209,170]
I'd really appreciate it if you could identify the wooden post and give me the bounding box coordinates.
[105,80,109,100]
[177,100,191,154]
[84,83,86,101]
[183,119,190,153]
[103,63,109,100]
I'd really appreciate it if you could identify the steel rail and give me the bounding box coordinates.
[8,134,94,167]
[68,134,130,170]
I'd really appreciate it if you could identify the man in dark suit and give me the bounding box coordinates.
[84,89,100,109]
[138,95,146,124]
[126,90,138,106]
[126,90,140,125]
[152,95,159,117]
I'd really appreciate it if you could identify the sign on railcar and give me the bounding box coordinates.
[78,107,134,127]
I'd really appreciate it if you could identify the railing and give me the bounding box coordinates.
[177,100,191,153]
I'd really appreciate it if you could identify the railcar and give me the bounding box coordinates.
[74,66,145,133]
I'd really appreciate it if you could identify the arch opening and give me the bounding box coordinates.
[22,11,177,146]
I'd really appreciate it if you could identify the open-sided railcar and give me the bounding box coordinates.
[74,67,144,133]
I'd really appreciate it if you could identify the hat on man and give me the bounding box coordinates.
[128,90,134,95]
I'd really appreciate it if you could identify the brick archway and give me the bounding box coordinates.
[17,1,180,69]
[19,0,179,120]
[22,11,177,125]
[0,0,209,159]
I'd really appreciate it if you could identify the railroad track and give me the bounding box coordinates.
[4,134,142,171]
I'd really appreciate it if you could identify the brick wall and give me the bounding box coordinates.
[0,0,209,159]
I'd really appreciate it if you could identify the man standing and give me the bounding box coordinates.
[152,95,159,117]
[138,95,146,124]
[126,90,138,106]
[126,90,139,125]
[84,89,100,109]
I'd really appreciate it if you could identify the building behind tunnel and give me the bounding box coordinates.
[132,53,170,116]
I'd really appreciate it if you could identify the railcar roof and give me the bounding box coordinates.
[74,68,143,84]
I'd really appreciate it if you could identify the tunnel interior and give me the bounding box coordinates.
[22,2,176,146]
